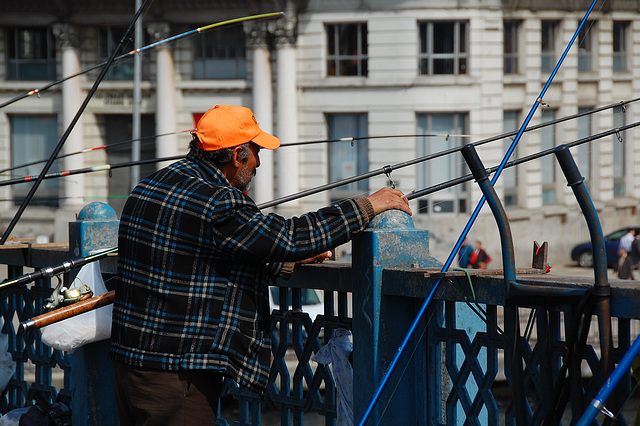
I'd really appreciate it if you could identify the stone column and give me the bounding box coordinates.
[274,11,299,211]
[148,22,177,169]
[52,23,84,208]
[245,22,274,205]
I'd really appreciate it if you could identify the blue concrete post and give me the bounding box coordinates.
[352,210,441,425]
[68,202,119,426]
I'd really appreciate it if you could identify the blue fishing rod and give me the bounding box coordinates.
[576,333,640,425]
[357,2,599,424]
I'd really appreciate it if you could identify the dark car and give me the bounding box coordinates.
[571,227,638,268]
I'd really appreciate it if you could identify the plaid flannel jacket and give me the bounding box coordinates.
[109,152,369,394]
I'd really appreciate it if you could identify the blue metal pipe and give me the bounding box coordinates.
[554,144,614,415]
[460,145,516,284]
[554,146,608,291]
[460,145,530,424]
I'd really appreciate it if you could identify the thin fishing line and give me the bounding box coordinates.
[280,133,484,147]
[0,12,284,110]
[524,309,537,343]
[280,99,638,149]
[358,3,599,423]
[377,318,429,424]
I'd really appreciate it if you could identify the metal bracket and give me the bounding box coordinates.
[532,241,548,270]
[44,276,93,311]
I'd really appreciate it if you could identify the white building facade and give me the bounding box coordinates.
[0,0,638,267]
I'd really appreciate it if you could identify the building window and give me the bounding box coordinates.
[419,21,468,75]
[577,107,592,188]
[613,106,626,197]
[417,113,469,214]
[541,20,558,73]
[99,27,150,80]
[541,109,556,204]
[102,114,157,215]
[578,21,595,73]
[613,21,629,73]
[503,110,520,207]
[327,114,368,202]
[326,23,368,76]
[10,115,59,207]
[6,27,56,80]
[194,26,246,79]
[504,21,520,74]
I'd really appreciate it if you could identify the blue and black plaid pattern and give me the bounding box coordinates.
[109,153,367,394]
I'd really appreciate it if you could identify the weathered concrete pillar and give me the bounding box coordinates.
[245,22,274,205]
[352,210,440,424]
[148,22,177,170]
[52,23,85,210]
[274,11,299,213]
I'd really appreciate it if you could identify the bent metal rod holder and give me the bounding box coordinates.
[554,145,615,416]
[460,144,616,423]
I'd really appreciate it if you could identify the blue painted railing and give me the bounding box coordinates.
[1,208,639,424]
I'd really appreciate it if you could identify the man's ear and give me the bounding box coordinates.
[231,146,245,166]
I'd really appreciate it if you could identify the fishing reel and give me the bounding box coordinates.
[44,275,93,311]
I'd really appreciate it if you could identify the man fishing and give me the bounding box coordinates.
[109,104,411,425]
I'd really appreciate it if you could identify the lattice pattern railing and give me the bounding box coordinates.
[429,300,638,426]
[1,265,71,413]
[1,253,639,425]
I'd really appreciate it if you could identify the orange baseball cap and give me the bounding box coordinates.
[193,105,280,151]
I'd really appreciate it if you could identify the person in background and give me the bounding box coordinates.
[469,240,492,270]
[617,228,636,279]
[458,237,473,268]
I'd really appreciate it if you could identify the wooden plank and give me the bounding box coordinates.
[422,268,546,278]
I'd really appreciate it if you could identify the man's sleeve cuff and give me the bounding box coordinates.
[355,197,375,225]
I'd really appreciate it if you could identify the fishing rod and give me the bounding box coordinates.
[0,130,191,175]
[0,132,465,177]
[358,1,599,424]
[0,118,634,213]
[5,97,634,178]
[279,99,637,148]
[0,247,117,294]
[0,12,284,110]
[259,97,634,209]
[19,290,116,333]
[0,0,153,246]
[576,332,640,425]
[6,120,633,213]
[0,156,184,188]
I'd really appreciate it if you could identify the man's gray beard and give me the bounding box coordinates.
[236,168,256,192]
